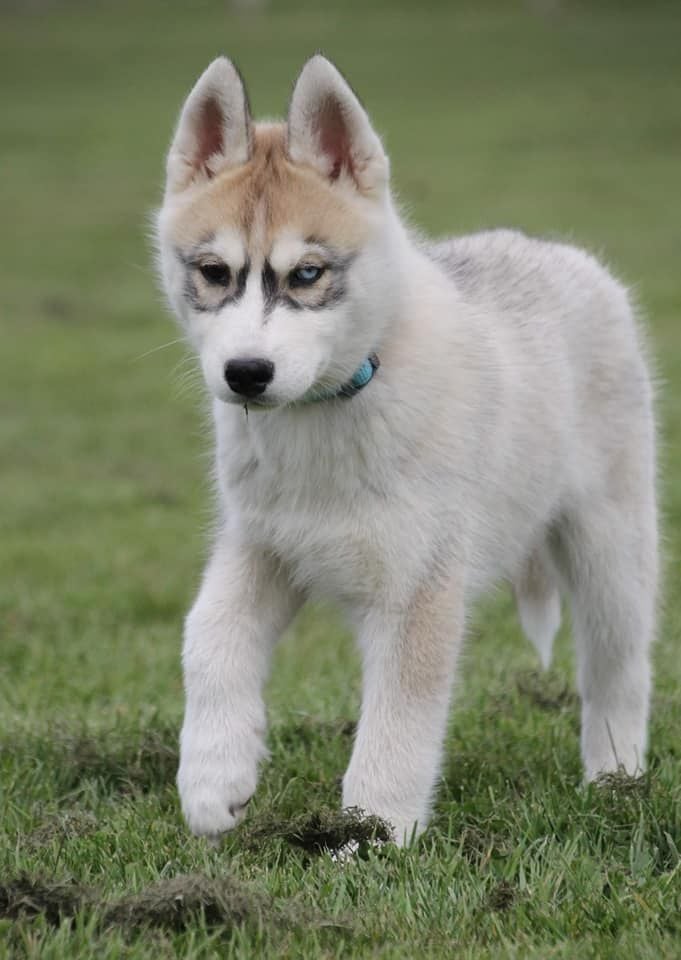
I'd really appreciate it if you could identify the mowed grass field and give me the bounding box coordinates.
[2,1,681,956]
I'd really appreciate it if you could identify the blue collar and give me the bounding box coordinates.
[300,353,380,404]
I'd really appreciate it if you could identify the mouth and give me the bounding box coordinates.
[243,396,279,410]
[219,391,280,410]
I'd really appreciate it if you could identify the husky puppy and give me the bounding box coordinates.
[156,56,658,844]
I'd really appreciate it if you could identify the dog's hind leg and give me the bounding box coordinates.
[514,542,562,669]
[554,488,658,780]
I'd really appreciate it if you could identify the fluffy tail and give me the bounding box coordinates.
[514,546,561,669]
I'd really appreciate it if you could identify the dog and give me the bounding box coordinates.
[155,55,658,844]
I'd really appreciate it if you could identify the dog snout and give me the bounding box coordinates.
[224,358,275,398]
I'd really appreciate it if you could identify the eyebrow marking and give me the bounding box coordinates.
[174,234,217,265]
[303,238,356,271]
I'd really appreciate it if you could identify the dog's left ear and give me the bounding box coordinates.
[286,55,389,196]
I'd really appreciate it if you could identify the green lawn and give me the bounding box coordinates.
[2,1,681,956]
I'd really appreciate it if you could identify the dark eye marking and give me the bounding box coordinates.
[289,264,325,287]
[235,262,249,297]
[176,248,249,313]
[262,260,278,307]
[199,262,231,286]
[260,251,353,314]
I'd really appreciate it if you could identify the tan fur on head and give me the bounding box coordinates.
[156,63,402,410]
[166,123,372,260]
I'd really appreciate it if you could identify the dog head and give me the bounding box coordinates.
[156,55,402,407]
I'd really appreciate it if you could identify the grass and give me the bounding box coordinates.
[1,0,681,956]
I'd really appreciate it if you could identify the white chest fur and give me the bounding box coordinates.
[215,398,442,606]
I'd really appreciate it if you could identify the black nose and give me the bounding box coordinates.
[224,358,275,398]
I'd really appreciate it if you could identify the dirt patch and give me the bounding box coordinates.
[592,770,651,797]
[0,872,338,938]
[102,874,270,933]
[456,824,514,867]
[241,806,393,855]
[486,879,517,911]
[0,876,87,926]
[27,808,99,849]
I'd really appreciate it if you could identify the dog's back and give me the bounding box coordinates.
[429,227,654,512]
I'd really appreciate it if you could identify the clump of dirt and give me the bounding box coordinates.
[486,879,517,911]
[102,874,269,933]
[592,770,651,797]
[516,670,578,711]
[242,806,393,855]
[0,872,329,938]
[0,876,87,926]
[456,824,514,867]
[28,808,99,849]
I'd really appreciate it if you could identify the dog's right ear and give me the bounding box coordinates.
[165,57,253,194]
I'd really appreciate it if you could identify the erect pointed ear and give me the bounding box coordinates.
[165,57,253,194]
[286,55,389,195]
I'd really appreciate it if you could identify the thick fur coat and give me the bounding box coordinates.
[156,56,658,843]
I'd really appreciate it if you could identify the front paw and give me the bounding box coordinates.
[342,773,424,847]
[177,725,265,838]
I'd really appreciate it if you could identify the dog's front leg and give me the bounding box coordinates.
[178,537,299,838]
[343,579,463,845]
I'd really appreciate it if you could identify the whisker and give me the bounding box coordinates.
[171,354,203,401]
[132,338,187,362]
[171,352,198,375]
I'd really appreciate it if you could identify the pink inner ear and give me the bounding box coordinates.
[316,96,352,181]
[195,97,224,176]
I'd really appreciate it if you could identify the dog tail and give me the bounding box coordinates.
[514,545,561,670]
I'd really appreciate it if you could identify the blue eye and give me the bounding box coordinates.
[290,264,324,287]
